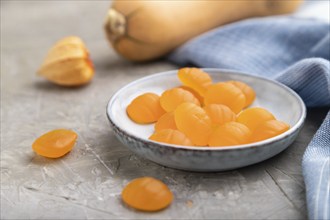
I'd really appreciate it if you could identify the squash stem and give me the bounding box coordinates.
[104,9,126,42]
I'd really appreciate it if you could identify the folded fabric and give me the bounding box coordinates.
[303,111,329,220]
[169,16,330,219]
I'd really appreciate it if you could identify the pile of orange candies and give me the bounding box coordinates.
[127,68,290,147]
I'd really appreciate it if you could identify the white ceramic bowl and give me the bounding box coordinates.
[106,69,306,172]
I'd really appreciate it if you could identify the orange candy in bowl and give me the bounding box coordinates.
[126,67,290,147]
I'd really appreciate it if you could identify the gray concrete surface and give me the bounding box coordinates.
[1,1,328,219]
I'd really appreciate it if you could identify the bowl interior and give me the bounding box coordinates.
[107,69,305,144]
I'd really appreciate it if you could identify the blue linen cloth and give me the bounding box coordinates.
[169,15,330,219]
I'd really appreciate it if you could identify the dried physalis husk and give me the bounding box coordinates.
[37,36,94,86]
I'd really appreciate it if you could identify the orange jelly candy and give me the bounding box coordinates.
[203,104,236,127]
[32,129,78,158]
[160,88,200,112]
[237,107,275,132]
[174,103,212,146]
[178,67,212,97]
[208,122,251,147]
[149,129,193,146]
[154,112,177,132]
[127,93,165,124]
[251,120,290,142]
[227,81,256,107]
[204,82,246,114]
[122,177,173,212]
[179,85,204,105]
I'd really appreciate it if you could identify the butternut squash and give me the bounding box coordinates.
[104,0,303,62]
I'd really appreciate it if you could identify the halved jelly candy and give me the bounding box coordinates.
[160,88,200,112]
[154,112,177,132]
[174,103,212,146]
[204,82,246,114]
[208,122,251,147]
[32,129,77,158]
[203,104,236,127]
[127,93,165,124]
[251,120,290,142]
[122,177,173,212]
[178,68,212,97]
[227,81,256,107]
[237,107,275,132]
[149,129,193,146]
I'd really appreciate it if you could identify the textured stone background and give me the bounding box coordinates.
[1,1,328,219]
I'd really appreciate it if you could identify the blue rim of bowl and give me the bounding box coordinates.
[106,68,307,152]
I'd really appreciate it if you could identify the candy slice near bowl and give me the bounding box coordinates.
[106,69,306,172]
